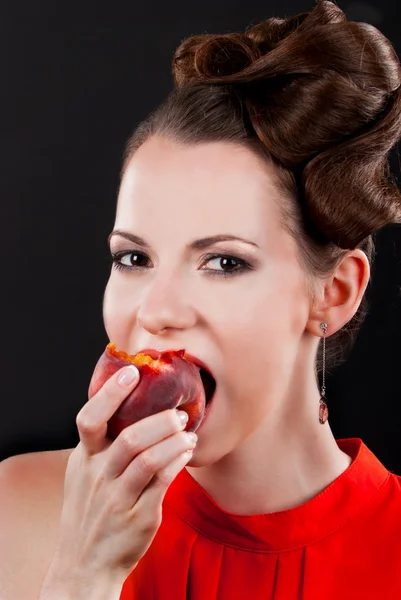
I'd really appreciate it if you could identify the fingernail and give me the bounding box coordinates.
[118,365,139,386]
[177,410,189,425]
[187,432,198,444]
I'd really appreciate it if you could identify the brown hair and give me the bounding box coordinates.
[119,0,401,378]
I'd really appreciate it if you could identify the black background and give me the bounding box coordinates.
[1,0,401,471]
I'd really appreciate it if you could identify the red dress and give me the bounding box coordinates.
[119,438,401,599]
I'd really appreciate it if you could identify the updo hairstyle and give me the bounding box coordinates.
[120,0,401,377]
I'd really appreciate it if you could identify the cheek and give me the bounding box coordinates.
[102,278,133,344]
[219,270,309,401]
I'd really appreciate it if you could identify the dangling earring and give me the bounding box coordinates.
[319,322,329,425]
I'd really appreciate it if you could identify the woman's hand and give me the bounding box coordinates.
[49,365,197,587]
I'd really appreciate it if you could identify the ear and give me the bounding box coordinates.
[306,249,371,337]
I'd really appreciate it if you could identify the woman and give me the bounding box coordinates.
[1,1,401,599]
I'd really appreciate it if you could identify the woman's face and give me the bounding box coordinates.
[103,136,313,464]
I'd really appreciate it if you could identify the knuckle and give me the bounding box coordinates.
[138,519,157,539]
[106,493,125,515]
[76,411,95,434]
[141,510,162,533]
[119,427,140,453]
[138,450,158,474]
[155,467,174,486]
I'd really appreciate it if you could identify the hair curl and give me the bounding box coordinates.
[119,0,401,378]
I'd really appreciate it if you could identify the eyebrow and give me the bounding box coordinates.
[107,230,260,251]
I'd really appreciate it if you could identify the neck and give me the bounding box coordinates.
[189,425,351,515]
[186,371,352,515]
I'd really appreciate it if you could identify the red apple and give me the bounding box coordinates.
[88,342,206,439]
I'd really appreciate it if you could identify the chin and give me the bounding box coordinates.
[184,443,229,469]
[184,449,202,468]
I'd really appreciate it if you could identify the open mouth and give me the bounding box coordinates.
[199,367,217,405]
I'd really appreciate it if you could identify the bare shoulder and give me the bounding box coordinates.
[0,446,74,486]
[0,447,74,514]
[0,447,75,600]
[1,446,74,475]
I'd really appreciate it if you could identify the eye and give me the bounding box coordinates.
[110,250,150,271]
[200,254,248,275]
[109,250,252,278]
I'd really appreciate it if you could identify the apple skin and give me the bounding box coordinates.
[88,343,206,439]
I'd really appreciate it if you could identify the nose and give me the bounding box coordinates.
[136,271,197,335]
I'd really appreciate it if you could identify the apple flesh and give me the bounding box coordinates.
[88,342,206,439]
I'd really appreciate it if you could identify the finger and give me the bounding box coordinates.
[116,428,197,507]
[103,408,189,479]
[76,365,140,457]
[132,449,194,516]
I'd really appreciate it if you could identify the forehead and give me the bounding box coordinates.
[116,136,282,248]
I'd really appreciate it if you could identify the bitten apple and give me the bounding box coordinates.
[88,342,206,439]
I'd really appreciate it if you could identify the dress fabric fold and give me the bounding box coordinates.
[119,438,401,599]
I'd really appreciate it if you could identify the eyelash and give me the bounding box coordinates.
[109,250,252,278]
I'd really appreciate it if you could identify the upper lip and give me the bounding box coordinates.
[138,347,215,380]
